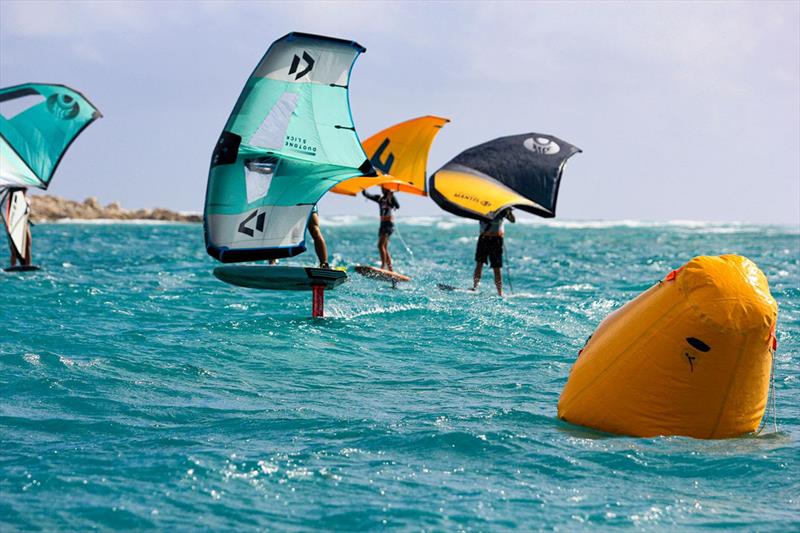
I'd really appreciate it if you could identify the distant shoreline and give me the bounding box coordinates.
[30,195,201,223]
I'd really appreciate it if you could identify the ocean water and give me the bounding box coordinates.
[1,218,798,530]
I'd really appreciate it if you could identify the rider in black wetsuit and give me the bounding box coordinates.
[362,187,400,271]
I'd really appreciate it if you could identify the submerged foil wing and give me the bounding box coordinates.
[0,83,101,189]
[331,115,450,196]
[204,32,375,263]
[429,133,581,220]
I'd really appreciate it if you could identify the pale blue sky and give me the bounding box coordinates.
[1,0,798,223]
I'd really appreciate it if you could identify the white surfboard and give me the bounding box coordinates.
[1,189,30,261]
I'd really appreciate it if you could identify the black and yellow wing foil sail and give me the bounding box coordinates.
[331,115,449,196]
[429,133,581,220]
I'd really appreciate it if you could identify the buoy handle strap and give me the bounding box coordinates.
[576,334,593,359]
[664,266,684,282]
[770,322,778,352]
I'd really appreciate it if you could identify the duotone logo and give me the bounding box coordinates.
[523,137,560,155]
[238,210,266,237]
[370,138,395,174]
[289,51,315,80]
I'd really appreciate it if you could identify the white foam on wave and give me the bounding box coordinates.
[392,216,784,231]
[327,302,426,320]
[58,355,98,368]
[400,216,461,227]
[505,291,541,300]
[318,214,367,227]
[435,221,460,230]
[23,353,41,366]
[556,283,596,292]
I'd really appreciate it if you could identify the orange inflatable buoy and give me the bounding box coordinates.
[558,255,778,439]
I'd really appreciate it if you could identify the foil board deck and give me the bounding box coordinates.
[354,265,411,283]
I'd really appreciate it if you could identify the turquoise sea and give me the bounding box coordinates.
[1,218,798,530]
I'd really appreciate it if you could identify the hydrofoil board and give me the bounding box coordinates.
[354,265,411,283]
[4,265,40,273]
[214,265,347,291]
[437,283,476,293]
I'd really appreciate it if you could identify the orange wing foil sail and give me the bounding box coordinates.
[331,115,449,196]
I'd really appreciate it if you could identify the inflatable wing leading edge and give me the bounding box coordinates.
[558,255,778,439]
[204,32,375,263]
[331,115,450,196]
[0,83,101,189]
[429,133,580,220]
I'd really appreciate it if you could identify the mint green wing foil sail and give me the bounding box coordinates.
[204,32,375,263]
[0,83,101,189]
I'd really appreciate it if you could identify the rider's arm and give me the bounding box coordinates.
[362,191,380,202]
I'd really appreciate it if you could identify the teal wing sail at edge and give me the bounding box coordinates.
[0,83,102,190]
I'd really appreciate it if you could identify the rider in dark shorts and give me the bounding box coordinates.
[475,234,503,268]
[379,219,395,236]
[363,187,399,271]
[473,207,515,296]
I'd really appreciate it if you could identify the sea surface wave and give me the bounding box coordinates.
[1,219,798,530]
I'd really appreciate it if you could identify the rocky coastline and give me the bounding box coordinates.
[29,195,201,223]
